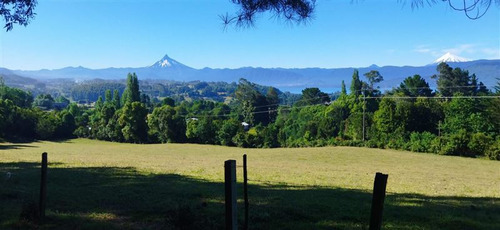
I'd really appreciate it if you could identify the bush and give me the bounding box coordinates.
[429,137,444,154]
[386,136,409,150]
[364,139,379,148]
[485,139,500,160]
[232,130,263,148]
[339,140,364,147]
[440,129,470,156]
[409,132,436,153]
[35,113,60,140]
[73,126,90,138]
[468,133,493,157]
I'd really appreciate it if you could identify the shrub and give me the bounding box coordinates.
[429,136,443,154]
[364,139,379,148]
[339,140,363,147]
[468,133,493,157]
[386,136,408,150]
[485,139,500,160]
[35,113,60,140]
[232,130,263,148]
[440,129,470,156]
[409,132,436,153]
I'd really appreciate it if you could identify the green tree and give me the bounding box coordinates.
[33,93,55,109]
[148,105,186,143]
[186,117,217,144]
[161,97,175,107]
[0,83,33,107]
[486,93,500,133]
[68,103,81,117]
[95,96,103,111]
[325,98,350,138]
[396,75,433,97]
[217,118,241,146]
[56,110,76,138]
[340,80,347,97]
[296,87,330,106]
[104,89,112,104]
[235,78,269,125]
[1,100,37,139]
[123,73,141,104]
[350,70,362,98]
[266,87,279,123]
[54,95,69,104]
[373,97,398,134]
[112,89,121,109]
[35,112,59,140]
[442,94,493,135]
[363,70,383,90]
[106,111,124,142]
[432,63,486,96]
[410,97,443,134]
[118,102,148,143]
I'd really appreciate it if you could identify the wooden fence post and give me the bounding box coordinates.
[39,152,48,221]
[369,172,388,230]
[225,160,237,230]
[243,154,248,230]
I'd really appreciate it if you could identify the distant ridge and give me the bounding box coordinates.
[3,53,499,92]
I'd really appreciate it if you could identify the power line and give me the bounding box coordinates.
[178,94,500,119]
[365,95,500,99]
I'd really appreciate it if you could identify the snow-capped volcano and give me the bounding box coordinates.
[433,52,470,63]
[150,54,191,69]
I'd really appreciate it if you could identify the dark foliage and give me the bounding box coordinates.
[0,0,37,31]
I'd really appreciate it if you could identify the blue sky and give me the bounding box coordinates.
[0,0,498,70]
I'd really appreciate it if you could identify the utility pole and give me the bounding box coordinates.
[438,120,441,137]
[362,94,366,141]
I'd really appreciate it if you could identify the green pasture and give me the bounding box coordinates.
[1,139,499,229]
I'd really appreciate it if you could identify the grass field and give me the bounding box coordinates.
[1,139,499,229]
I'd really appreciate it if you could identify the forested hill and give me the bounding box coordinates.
[0,75,301,105]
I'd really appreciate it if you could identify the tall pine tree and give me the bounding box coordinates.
[350,69,362,98]
[123,73,141,104]
[113,89,120,109]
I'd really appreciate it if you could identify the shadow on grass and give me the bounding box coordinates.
[0,144,39,150]
[0,138,75,148]
[0,162,499,230]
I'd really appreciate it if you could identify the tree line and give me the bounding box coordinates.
[67,79,299,104]
[1,63,499,160]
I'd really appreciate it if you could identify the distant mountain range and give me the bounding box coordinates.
[2,53,499,93]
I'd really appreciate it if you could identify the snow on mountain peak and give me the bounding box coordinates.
[150,54,186,68]
[433,52,470,63]
[160,59,172,67]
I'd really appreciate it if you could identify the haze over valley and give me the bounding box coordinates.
[3,52,499,95]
